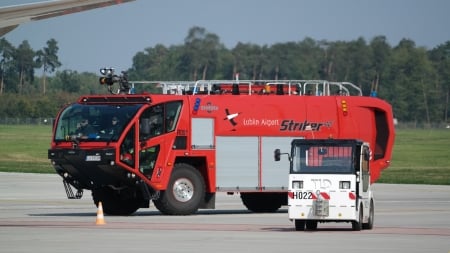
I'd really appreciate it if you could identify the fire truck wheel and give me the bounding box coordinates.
[92,187,142,215]
[363,199,374,230]
[240,193,284,213]
[352,204,363,231]
[294,220,305,231]
[153,163,205,215]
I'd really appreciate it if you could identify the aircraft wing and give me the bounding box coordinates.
[0,0,135,36]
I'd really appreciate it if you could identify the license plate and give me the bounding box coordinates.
[86,155,101,161]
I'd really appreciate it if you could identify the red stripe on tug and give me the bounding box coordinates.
[288,192,294,199]
[349,192,356,200]
[312,192,330,200]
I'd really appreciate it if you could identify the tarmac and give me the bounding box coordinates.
[0,172,449,253]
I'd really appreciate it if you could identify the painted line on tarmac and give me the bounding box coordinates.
[1,220,449,236]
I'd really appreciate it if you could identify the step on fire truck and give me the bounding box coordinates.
[275,139,374,231]
[48,68,394,215]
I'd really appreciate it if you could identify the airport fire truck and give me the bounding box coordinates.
[48,68,394,215]
[275,139,374,231]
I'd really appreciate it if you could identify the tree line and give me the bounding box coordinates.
[1,26,449,125]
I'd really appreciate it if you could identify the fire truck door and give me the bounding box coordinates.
[137,103,176,179]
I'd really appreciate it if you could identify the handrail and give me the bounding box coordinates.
[128,80,363,96]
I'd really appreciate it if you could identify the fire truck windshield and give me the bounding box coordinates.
[292,144,355,174]
[54,104,142,142]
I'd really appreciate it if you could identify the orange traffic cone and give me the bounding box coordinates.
[95,201,106,225]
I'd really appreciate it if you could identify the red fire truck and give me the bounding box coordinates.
[48,69,395,215]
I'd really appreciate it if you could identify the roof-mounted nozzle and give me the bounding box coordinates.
[99,68,133,95]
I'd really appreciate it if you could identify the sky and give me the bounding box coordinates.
[2,0,450,74]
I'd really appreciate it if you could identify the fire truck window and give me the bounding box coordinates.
[139,145,160,178]
[54,104,141,142]
[165,101,182,132]
[139,101,181,140]
[140,105,163,140]
[120,126,135,167]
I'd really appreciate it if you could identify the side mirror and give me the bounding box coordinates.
[363,146,370,161]
[364,152,370,161]
[274,149,281,161]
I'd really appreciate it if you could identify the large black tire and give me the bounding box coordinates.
[92,187,141,215]
[363,199,374,230]
[153,163,205,215]
[352,204,363,231]
[240,192,284,213]
[305,220,318,230]
[294,220,305,231]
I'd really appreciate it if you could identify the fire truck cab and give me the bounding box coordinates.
[275,139,374,231]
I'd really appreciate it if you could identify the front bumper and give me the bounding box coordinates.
[48,148,131,190]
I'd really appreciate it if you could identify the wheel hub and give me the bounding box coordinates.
[172,178,194,202]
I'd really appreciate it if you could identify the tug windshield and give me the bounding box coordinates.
[292,143,356,174]
[54,104,142,142]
